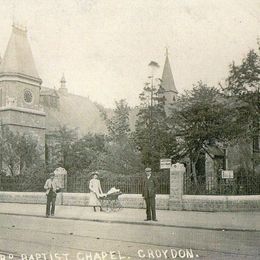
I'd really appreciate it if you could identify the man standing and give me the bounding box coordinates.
[142,167,158,221]
[44,172,60,217]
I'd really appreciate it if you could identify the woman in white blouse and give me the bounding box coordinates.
[88,171,104,212]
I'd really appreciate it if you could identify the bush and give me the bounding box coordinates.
[0,163,48,192]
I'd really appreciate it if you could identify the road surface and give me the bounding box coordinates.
[0,214,259,259]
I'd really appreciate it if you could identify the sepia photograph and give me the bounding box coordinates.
[0,0,259,259]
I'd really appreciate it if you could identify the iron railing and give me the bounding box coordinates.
[184,173,260,195]
[0,173,170,194]
[0,174,47,192]
[67,174,170,194]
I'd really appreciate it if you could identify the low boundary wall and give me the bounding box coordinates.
[182,195,260,211]
[0,191,259,211]
[169,163,260,212]
[0,164,259,212]
[0,192,169,210]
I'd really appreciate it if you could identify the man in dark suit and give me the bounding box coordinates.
[142,167,158,221]
[44,172,60,217]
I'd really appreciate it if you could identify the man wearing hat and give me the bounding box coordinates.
[142,167,158,221]
[44,172,60,217]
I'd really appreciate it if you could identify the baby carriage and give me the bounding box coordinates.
[100,187,122,212]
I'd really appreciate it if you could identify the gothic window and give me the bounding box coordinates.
[24,89,33,103]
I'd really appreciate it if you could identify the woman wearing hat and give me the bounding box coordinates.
[88,171,104,212]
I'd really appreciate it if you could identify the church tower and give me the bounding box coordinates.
[0,25,46,150]
[159,48,178,113]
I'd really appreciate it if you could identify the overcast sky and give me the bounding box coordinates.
[0,0,259,108]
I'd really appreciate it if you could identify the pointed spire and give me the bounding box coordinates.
[0,24,40,79]
[161,48,177,94]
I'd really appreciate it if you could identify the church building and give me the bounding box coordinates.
[0,25,108,156]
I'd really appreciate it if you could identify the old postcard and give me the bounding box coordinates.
[0,0,259,259]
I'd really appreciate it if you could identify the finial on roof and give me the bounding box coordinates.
[60,73,66,83]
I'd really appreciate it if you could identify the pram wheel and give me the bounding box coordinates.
[111,199,122,212]
[100,192,122,212]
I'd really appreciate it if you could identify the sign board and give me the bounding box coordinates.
[160,159,172,169]
[221,170,234,179]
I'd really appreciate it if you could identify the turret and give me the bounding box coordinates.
[58,74,68,95]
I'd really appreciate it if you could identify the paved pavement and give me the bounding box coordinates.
[0,203,259,231]
[0,214,259,260]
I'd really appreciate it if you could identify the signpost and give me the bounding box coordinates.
[160,159,172,169]
[221,170,234,179]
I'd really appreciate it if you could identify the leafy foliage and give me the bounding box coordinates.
[96,139,144,175]
[68,133,106,172]
[133,81,177,170]
[0,127,43,176]
[49,126,78,170]
[169,82,238,171]
[98,99,144,174]
[224,48,260,139]
[101,99,131,142]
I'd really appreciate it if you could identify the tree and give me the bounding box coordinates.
[69,133,106,172]
[98,99,144,174]
[169,81,238,180]
[50,126,78,170]
[101,99,131,142]
[96,140,144,175]
[223,46,260,174]
[0,127,42,175]
[133,81,177,170]
[223,47,260,140]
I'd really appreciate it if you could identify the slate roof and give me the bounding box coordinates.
[203,145,224,158]
[0,25,40,79]
[42,89,109,135]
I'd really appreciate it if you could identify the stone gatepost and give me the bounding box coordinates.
[169,163,185,210]
[54,167,68,205]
